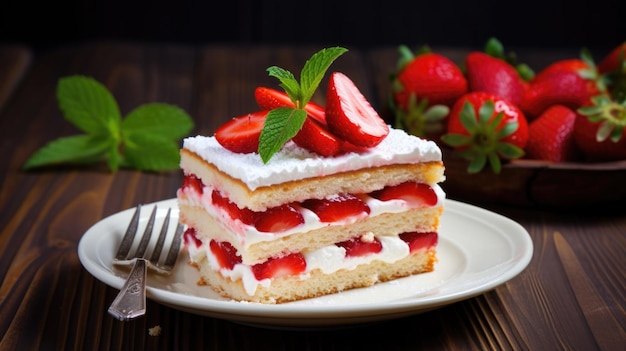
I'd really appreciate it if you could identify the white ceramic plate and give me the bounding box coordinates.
[78,198,533,328]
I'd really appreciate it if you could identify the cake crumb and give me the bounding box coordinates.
[148,325,161,336]
[361,232,375,243]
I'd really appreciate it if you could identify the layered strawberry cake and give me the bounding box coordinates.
[176,49,445,303]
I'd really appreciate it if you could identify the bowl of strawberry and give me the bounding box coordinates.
[390,39,626,209]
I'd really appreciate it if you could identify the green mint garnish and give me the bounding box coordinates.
[23,75,194,172]
[258,46,348,163]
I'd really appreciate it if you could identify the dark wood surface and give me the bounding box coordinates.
[0,42,625,351]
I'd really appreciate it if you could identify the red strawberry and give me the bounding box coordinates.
[370,182,438,207]
[337,235,383,257]
[441,91,529,174]
[254,86,326,124]
[183,227,202,248]
[465,51,527,107]
[254,204,304,233]
[209,240,242,270]
[326,72,390,147]
[597,42,626,74]
[182,174,204,194]
[525,105,580,162]
[574,96,626,161]
[211,190,257,225]
[214,110,267,153]
[392,47,467,108]
[301,193,370,222]
[251,253,307,280]
[520,60,600,119]
[399,232,438,253]
[292,117,342,156]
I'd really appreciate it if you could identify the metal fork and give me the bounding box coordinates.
[108,204,184,321]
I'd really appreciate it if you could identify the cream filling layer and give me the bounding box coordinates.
[186,232,426,296]
[177,183,445,249]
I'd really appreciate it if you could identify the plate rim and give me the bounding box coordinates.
[78,198,533,326]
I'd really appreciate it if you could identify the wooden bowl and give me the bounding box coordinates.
[441,147,626,210]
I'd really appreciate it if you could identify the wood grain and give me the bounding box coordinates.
[1,42,625,350]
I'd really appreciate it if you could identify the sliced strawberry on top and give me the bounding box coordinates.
[254,86,326,124]
[370,182,438,207]
[251,252,307,280]
[399,232,438,253]
[209,240,242,270]
[292,117,342,157]
[302,193,370,222]
[214,110,267,154]
[254,204,304,233]
[337,235,383,257]
[325,72,390,147]
[182,174,204,194]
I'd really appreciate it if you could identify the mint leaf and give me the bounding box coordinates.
[259,108,307,163]
[122,133,181,171]
[258,47,348,163]
[24,75,194,172]
[57,75,121,136]
[267,66,300,101]
[300,47,348,104]
[122,103,194,140]
[23,134,111,169]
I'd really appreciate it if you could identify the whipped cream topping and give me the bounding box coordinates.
[183,128,442,190]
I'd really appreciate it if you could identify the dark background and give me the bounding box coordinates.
[1,0,624,57]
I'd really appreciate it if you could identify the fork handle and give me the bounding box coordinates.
[108,258,147,321]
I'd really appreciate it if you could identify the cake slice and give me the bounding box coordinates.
[176,47,445,303]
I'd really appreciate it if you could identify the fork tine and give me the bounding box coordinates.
[149,208,171,263]
[160,221,184,271]
[134,205,157,259]
[115,204,142,261]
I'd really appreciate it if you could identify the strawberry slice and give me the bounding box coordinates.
[370,182,438,207]
[182,227,202,249]
[399,232,438,253]
[337,235,383,257]
[302,193,370,222]
[254,86,326,124]
[182,174,204,194]
[292,117,342,156]
[325,72,389,147]
[211,190,257,225]
[209,240,242,270]
[251,252,307,280]
[254,204,304,233]
[214,110,267,153]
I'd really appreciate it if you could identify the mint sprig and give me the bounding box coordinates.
[23,75,194,172]
[258,46,348,163]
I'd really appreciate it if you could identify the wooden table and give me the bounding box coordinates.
[1,42,624,350]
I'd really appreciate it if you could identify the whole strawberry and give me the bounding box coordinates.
[575,95,626,161]
[597,42,626,74]
[441,91,529,173]
[465,51,527,107]
[392,46,467,108]
[520,55,601,119]
[525,105,580,162]
[391,45,467,138]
